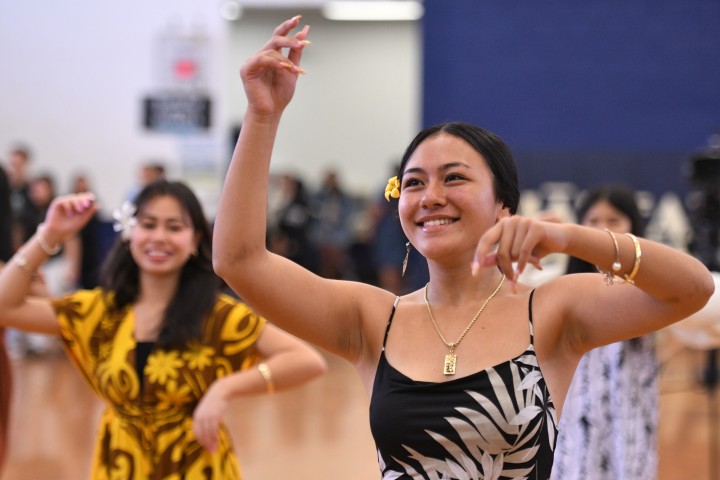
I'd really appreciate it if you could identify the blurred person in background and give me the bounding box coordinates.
[552,184,658,480]
[126,161,167,202]
[19,174,56,242]
[0,165,12,473]
[9,174,81,356]
[309,169,355,279]
[0,167,12,265]
[0,179,326,478]
[271,173,316,271]
[0,166,53,469]
[70,172,104,289]
[5,145,33,251]
[139,162,166,187]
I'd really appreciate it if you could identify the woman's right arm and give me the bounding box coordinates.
[213,17,387,362]
[0,233,57,333]
[0,193,98,334]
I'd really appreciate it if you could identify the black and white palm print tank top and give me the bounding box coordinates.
[369,290,558,480]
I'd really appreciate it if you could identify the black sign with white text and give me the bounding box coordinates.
[143,95,211,133]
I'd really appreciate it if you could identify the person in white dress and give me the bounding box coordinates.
[552,184,657,480]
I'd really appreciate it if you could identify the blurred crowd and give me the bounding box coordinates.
[0,144,432,359]
[1,142,697,362]
[266,168,429,295]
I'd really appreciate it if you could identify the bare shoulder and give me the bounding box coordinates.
[323,278,400,338]
[525,273,597,313]
[347,281,407,371]
[524,273,601,351]
[353,281,402,330]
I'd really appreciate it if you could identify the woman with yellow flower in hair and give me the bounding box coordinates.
[0,179,327,479]
[212,16,714,480]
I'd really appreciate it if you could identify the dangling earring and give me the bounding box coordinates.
[402,242,411,277]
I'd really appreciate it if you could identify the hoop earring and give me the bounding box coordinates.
[402,242,411,277]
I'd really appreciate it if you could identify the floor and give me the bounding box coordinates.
[2,337,720,480]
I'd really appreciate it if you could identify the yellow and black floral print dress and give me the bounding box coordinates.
[52,289,265,480]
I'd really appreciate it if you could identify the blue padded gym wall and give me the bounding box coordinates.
[422,0,720,195]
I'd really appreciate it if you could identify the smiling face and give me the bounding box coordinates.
[398,133,509,264]
[129,195,198,279]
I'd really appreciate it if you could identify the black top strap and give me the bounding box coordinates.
[382,296,401,350]
[528,288,536,325]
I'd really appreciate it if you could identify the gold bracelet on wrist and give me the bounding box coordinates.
[257,362,275,394]
[597,228,622,286]
[37,223,61,256]
[623,233,642,285]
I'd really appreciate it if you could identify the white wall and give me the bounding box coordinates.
[0,2,421,219]
[0,0,233,217]
[225,10,422,199]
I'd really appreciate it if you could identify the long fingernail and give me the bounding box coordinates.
[471,261,479,276]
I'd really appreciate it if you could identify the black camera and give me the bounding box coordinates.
[688,134,720,188]
[686,133,720,269]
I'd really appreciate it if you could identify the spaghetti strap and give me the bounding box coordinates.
[528,288,536,344]
[528,289,536,323]
[381,296,401,350]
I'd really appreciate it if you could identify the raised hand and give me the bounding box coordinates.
[41,192,98,246]
[240,16,310,118]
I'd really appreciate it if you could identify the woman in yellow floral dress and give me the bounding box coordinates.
[0,180,327,479]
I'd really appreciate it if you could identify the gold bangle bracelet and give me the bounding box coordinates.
[257,362,275,394]
[623,233,642,285]
[603,228,622,273]
[597,228,622,285]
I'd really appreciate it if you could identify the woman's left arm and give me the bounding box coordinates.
[192,323,327,451]
[475,217,715,350]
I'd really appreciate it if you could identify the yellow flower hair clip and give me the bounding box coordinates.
[385,176,401,202]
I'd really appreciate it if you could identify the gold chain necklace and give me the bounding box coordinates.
[423,275,505,376]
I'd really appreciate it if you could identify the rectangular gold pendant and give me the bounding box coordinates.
[443,353,457,375]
